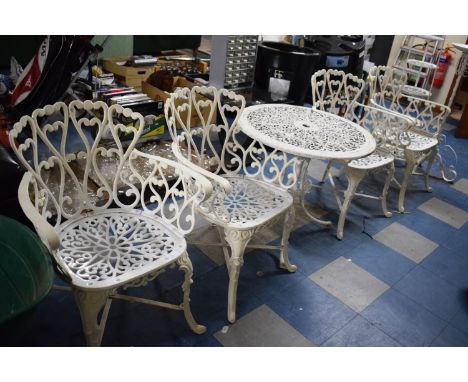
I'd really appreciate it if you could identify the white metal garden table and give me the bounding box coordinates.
[238,104,376,226]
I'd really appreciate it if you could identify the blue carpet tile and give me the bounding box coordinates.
[1,122,468,346]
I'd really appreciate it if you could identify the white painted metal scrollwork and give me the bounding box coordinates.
[9,101,144,226]
[307,68,412,238]
[368,65,407,103]
[345,102,412,157]
[168,86,301,189]
[369,64,456,183]
[373,93,450,138]
[311,68,366,116]
[201,176,292,229]
[371,90,455,182]
[240,104,376,160]
[9,100,213,345]
[58,210,179,286]
[166,86,298,323]
[435,134,457,182]
[327,103,413,239]
[166,86,300,225]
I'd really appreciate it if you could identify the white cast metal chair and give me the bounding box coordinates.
[8,100,213,346]
[311,68,366,117]
[165,86,300,323]
[370,89,452,212]
[368,65,408,102]
[369,64,456,184]
[310,69,372,238]
[327,103,413,239]
[311,69,367,184]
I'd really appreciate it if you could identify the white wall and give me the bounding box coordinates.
[387,35,467,105]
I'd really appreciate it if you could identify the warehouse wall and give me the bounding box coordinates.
[92,35,133,58]
[387,35,468,105]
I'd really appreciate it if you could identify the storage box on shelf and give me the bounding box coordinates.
[155,58,209,75]
[103,56,156,92]
[209,35,258,90]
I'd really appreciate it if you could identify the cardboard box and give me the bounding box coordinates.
[142,76,212,128]
[120,114,166,141]
[103,56,155,92]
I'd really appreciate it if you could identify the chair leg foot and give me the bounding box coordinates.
[178,252,206,334]
[73,288,112,347]
[280,207,297,272]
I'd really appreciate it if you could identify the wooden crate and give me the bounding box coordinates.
[142,77,212,128]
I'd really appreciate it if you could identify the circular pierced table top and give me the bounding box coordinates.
[238,104,376,160]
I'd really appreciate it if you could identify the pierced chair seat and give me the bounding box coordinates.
[57,209,186,290]
[406,131,438,152]
[401,85,431,99]
[348,150,394,170]
[199,176,293,230]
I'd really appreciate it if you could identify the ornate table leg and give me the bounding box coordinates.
[279,207,297,272]
[295,158,332,227]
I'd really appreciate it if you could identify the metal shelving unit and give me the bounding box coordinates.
[209,35,258,91]
[393,35,445,98]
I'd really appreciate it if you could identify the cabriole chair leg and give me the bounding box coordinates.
[224,228,255,323]
[177,251,207,334]
[424,149,437,193]
[381,163,395,218]
[73,288,112,347]
[280,207,297,272]
[399,152,417,213]
[336,168,366,240]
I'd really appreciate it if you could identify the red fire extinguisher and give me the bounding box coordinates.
[433,48,452,88]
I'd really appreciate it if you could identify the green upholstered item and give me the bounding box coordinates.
[0,215,54,324]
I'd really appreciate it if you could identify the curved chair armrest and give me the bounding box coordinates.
[397,91,441,105]
[18,172,61,252]
[171,142,233,195]
[368,99,418,126]
[369,98,441,139]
